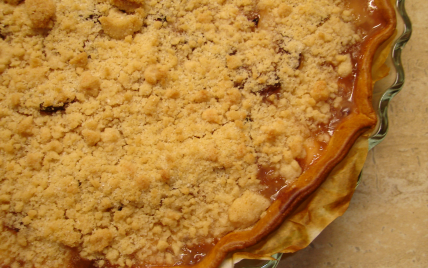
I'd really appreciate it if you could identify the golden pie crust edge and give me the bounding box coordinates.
[160,1,398,267]
[229,134,370,265]
[227,21,399,264]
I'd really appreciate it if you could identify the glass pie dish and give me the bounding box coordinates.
[0,0,410,267]
[236,0,412,267]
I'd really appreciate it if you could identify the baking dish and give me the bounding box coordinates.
[0,0,410,267]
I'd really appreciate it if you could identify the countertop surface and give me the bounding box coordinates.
[278,0,428,267]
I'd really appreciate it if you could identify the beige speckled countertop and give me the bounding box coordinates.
[278,1,428,267]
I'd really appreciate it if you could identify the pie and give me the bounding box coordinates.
[0,0,396,267]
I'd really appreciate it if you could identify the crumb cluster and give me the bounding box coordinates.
[0,0,361,267]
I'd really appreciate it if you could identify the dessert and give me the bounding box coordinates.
[0,0,396,267]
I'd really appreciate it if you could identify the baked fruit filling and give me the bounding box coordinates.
[0,0,394,267]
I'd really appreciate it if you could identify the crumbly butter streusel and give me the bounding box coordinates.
[0,0,361,266]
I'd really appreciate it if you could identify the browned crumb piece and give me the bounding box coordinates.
[80,71,101,97]
[277,4,293,17]
[228,191,271,227]
[144,65,167,85]
[70,52,88,67]
[25,0,56,29]
[82,129,101,146]
[99,9,143,39]
[310,81,330,102]
[84,229,113,253]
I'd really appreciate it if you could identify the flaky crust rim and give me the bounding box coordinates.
[154,1,397,268]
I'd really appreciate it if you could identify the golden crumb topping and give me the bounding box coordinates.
[0,0,362,267]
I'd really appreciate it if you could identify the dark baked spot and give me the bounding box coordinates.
[39,99,76,115]
[39,103,67,114]
[259,82,281,102]
[86,14,101,22]
[4,224,21,234]
[297,53,304,70]
[252,16,259,27]
[155,16,167,22]
[1,25,10,40]
[276,47,290,55]
[260,82,282,99]
[317,16,331,27]
[70,251,97,268]
[234,79,246,89]
[247,12,260,28]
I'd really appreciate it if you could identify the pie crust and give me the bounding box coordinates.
[0,0,396,267]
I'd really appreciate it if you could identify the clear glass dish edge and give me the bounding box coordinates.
[238,0,412,267]
[368,0,412,150]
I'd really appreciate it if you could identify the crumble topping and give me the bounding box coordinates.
[0,0,362,267]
